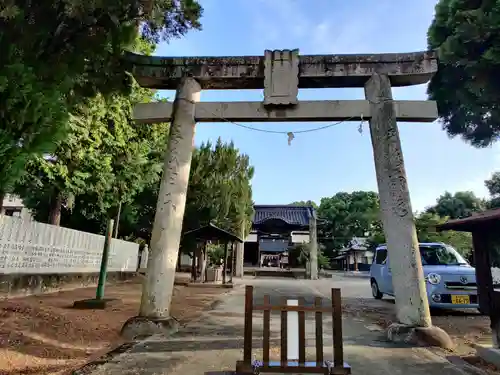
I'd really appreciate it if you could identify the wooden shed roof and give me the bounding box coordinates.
[436,208,500,232]
[183,223,244,243]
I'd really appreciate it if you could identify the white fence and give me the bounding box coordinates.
[0,215,139,274]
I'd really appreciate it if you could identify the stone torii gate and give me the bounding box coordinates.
[122,49,442,339]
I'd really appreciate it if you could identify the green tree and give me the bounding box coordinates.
[17,94,116,225]
[289,200,318,209]
[427,0,500,146]
[16,84,169,229]
[367,212,473,257]
[183,138,254,235]
[289,242,329,269]
[99,138,255,244]
[1,0,202,198]
[317,191,380,254]
[425,191,485,219]
[0,55,69,207]
[486,172,500,196]
[15,37,168,227]
[485,172,500,208]
[416,212,473,257]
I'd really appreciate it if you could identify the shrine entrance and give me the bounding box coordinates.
[127,49,438,329]
[250,204,316,272]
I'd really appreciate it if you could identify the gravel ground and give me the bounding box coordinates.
[0,275,228,375]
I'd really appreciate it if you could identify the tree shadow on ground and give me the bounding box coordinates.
[128,332,410,354]
[0,304,96,360]
[0,277,227,375]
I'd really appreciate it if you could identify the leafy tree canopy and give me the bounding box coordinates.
[428,0,500,146]
[121,138,255,247]
[0,0,202,196]
[3,0,202,94]
[425,191,485,219]
[17,96,169,227]
[367,212,473,257]
[317,191,380,254]
[289,200,318,209]
[30,137,256,245]
[16,59,169,228]
[484,171,500,209]
[0,58,69,198]
[183,138,255,239]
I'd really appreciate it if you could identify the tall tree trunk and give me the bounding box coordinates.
[176,250,181,272]
[49,192,63,226]
[114,202,122,238]
[196,245,203,281]
[191,249,197,281]
[234,222,245,277]
[222,242,228,284]
[0,190,4,213]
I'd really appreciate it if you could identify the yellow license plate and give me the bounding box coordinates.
[451,295,470,304]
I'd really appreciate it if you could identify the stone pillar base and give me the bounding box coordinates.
[386,322,454,350]
[120,315,180,341]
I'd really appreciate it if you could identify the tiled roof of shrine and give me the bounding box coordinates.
[252,205,315,226]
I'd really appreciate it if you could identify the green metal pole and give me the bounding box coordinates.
[96,219,114,300]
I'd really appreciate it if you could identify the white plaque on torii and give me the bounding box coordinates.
[263,49,299,106]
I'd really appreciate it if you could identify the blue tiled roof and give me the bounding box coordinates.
[253,205,314,226]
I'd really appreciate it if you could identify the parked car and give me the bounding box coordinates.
[370,242,478,310]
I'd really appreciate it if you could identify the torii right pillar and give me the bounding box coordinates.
[365,73,453,348]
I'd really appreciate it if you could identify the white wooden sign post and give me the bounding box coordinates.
[287,299,300,361]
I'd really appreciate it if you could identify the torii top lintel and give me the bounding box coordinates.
[125,49,438,90]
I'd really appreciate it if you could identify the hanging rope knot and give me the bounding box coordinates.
[358,113,364,134]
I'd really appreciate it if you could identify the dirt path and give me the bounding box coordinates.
[0,275,229,375]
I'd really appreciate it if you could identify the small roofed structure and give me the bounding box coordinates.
[333,237,373,271]
[436,208,500,349]
[183,222,244,243]
[183,223,243,285]
[437,208,500,232]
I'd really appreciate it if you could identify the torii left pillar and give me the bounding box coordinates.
[121,77,201,339]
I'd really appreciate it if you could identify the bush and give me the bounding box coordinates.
[289,243,329,269]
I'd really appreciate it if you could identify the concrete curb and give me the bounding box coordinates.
[72,341,139,375]
[425,347,489,375]
[474,343,500,369]
[443,354,489,375]
[186,282,235,288]
[343,272,370,278]
[326,271,370,278]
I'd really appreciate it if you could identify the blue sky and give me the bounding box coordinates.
[155,0,500,212]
